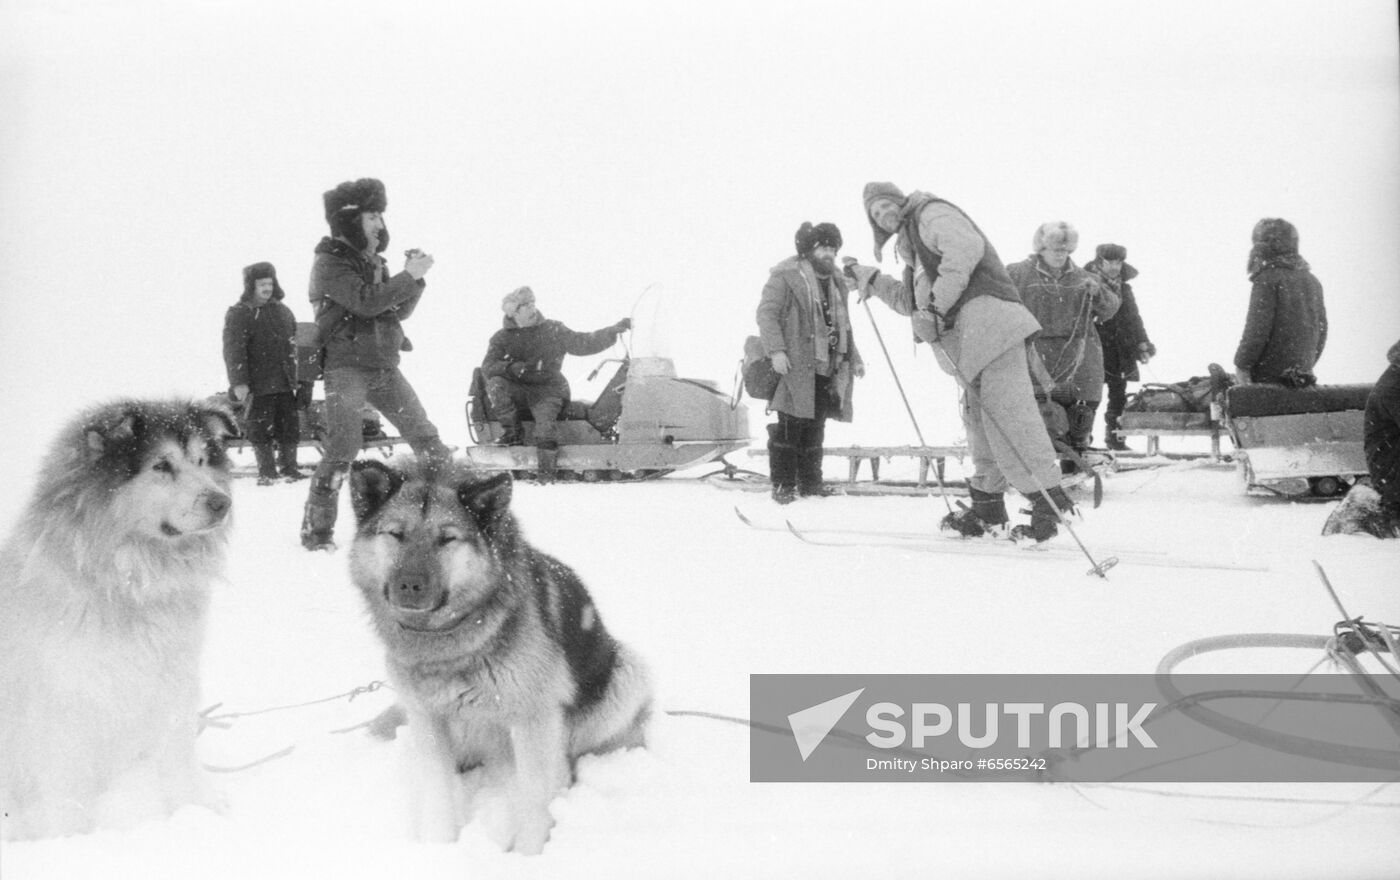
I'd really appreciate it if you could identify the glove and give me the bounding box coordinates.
[613,317,631,333]
[507,362,529,379]
[770,352,790,375]
[843,260,879,301]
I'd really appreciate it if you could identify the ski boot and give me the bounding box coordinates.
[940,487,1009,538]
[1009,486,1077,545]
[772,484,797,505]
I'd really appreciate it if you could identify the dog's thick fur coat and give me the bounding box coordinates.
[0,400,236,840]
[348,458,652,854]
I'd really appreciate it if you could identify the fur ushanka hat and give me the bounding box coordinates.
[795,221,842,257]
[1032,221,1079,253]
[323,178,387,242]
[1095,243,1127,261]
[501,286,535,313]
[241,261,285,302]
[1251,218,1299,257]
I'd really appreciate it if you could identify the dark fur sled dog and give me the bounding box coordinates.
[348,458,652,854]
[0,400,236,840]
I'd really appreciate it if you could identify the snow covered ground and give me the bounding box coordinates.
[3,448,1397,880]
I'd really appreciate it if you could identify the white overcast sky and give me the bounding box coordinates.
[1,0,1397,474]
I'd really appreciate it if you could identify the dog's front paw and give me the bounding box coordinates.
[475,793,553,855]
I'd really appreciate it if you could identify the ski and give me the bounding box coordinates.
[732,506,1268,573]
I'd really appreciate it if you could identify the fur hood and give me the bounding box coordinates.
[240,262,286,304]
[1389,339,1400,368]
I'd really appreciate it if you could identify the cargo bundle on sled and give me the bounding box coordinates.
[462,355,750,481]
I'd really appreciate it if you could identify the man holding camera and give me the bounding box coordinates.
[299,177,451,551]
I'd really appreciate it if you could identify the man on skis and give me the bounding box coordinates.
[845,182,1077,544]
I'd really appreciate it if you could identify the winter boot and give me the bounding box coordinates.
[534,441,559,484]
[940,487,1009,538]
[495,418,524,446]
[300,462,348,551]
[278,444,307,481]
[252,443,279,486]
[1104,412,1127,451]
[767,424,798,505]
[1010,486,1077,544]
[797,446,834,497]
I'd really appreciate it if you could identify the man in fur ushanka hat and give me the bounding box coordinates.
[481,286,631,481]
[844,182,1077,544]
[223,261,302,485]
[299,177,451,551]
[755,221,865,503]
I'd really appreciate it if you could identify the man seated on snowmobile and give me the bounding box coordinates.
[481,286,630,481]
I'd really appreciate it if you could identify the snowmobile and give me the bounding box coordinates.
[462,354,751,481]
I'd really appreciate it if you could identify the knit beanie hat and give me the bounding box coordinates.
[862,181,907,261]
[795,221,843,257]
[1095,243,1127,261]
[501,286,535,313]
[241,261,285,302]
[1032,221,1079,253]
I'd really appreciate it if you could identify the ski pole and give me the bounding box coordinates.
[855,294,957,515]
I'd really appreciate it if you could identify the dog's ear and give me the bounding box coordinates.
[457,472,513,524]
[349,460,404,522]
[84,409,139,463]
[196,404,238,445]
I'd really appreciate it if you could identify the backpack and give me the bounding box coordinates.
[742,335,780,401]
[1124,365,1233,414]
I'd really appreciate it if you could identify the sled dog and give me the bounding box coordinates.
[348,458,652,854]
[0,400,236,840]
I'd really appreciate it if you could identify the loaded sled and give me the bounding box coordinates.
[462,355,750,480]
[1224,383,1371,498]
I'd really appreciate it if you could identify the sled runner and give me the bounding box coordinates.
[461,355,750,480]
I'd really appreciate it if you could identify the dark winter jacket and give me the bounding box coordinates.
[1086,259,1153,382]
[1233,234,1327,384]
[1006,256,1120,401]
[482,315,622,399]
[310,237,424,371]
[223,279,297,395]
[756,257,862,421]
[1364,339,1400,511]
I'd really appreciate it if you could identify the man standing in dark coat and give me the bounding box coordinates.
[482,286,629,481]
[1233,218,1327,387]
[223,262,302,484]
[1086,243,1155,451]
[299,177,450,551]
